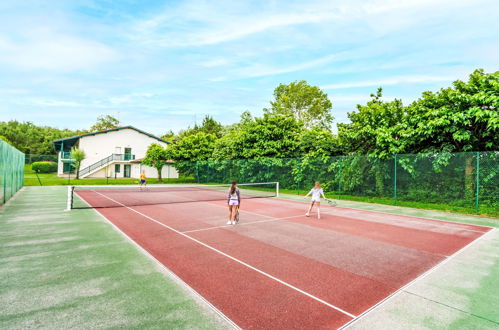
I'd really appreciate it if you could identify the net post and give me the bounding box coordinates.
[475,151,480,214]
[66,186,73,211]
[276,182,280,197]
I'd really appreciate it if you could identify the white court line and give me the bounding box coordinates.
[275,197,492,234]
[77,191,241,330]
[316,208,489,235]
[278,196,495,231]
[182,214,308,234]
[339,228,496,329]
[93,190,357,319]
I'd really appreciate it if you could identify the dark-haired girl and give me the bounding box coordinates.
[227,181,240,225]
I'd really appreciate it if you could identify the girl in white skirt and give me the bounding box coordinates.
[227,181,240,225]
[304,181,326,219]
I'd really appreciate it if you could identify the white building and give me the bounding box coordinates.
[53,126,179,180]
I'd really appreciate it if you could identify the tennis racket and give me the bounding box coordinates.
[325,198,337,206]
[235,208,240,223]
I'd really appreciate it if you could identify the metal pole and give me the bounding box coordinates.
[394,154,397,205]
[338,157,342,199]
[475,152,480,214]
[195,162,199,183]
[297,158,302,194]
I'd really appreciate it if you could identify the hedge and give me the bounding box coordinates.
[32,161,58,173]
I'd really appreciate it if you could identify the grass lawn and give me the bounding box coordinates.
[24,164,195,186]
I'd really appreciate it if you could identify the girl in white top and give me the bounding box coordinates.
[304,181,326,219]
[227,181,240,225]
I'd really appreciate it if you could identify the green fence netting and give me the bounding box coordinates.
[174,151,498,216]
[0,140,24,205]
[25,154,58,164]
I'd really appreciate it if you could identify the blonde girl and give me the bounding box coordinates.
[304,181,326,219]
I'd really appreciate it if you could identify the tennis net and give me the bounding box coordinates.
[67,182,279,209]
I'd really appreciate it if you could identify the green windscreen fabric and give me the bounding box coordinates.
[0,140,24,205]
[173,152,497,216]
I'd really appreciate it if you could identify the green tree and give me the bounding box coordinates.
[90,115,120,132]
[0,120,86,154]
[299,127,340,158]
[401,69,499,153]
[199,115,223,138]
[266,80,334,129]
[161,130,177,143]
[0,135,12,145]
[337,88,405,158]
[214,113,302,160]
[70,148,86,179]
[177,115,223,139]
[167,132,217,161]
[142,144,168,182]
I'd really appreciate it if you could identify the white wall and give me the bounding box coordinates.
[132,164,179,179]
[78,128,169,170]
[86,163,179,179]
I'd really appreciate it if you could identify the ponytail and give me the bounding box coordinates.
[230,181,237,195]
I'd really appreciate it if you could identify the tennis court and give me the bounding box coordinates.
[67,183,493,329]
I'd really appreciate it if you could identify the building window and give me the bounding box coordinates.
[115,164,121,173]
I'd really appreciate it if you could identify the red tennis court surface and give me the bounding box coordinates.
[76,190,491,329]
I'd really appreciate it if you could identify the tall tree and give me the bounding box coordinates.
[337,88,405,158]
[199,115,223,138]
[299,127,340,158]
[166,132,217,161]
[177,115,223,139]
[90,115,120,132]
[401,69,499,153]
[266,80,334,129]
[0,120,86,154]
[161,130,177,143]
[142,144,168,182]
[213,113,302,160]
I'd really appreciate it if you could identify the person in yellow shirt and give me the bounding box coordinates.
[139,171,147,190]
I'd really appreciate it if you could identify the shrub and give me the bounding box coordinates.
[32,161,58,173]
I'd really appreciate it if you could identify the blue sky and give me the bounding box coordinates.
[1,0,498,136]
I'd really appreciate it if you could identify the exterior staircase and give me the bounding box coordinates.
[78,153,135,178]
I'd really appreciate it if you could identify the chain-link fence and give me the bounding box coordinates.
[25,154,58,164]
[0,140,24,205]
[174,151,498,216]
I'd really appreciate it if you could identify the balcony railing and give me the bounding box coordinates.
[61,151,72,159]
[78,153,135,177]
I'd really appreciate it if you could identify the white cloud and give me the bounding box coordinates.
[233,54,337,78]
[0,32,118,72]
[199,58,231,67]
[32,99,82,107]
[130,1,344,47]
[321,75,457,90]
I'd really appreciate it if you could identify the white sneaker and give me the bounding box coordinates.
[226,221,231,225]
[305,213,310,217]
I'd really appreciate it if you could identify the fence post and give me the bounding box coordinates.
[297,158,302,194]
[195,162,199,183]
[475,151,480,214]
[394,154,397,205]
[338,157,342,199]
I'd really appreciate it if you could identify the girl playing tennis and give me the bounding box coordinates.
[139,171,147,190]
[304,181,326,219]
[227,181,240,225]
